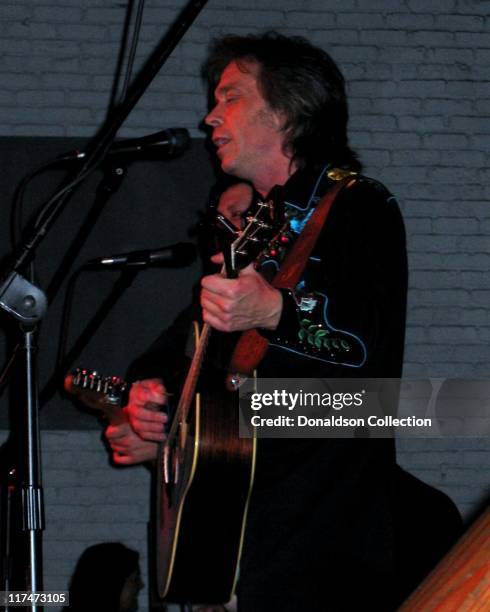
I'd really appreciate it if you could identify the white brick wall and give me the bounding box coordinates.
[0,1,488,608]
[397,438,489,520]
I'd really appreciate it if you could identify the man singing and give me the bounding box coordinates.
[106,32,408,611]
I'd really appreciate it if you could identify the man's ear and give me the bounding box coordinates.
[273,109,288,131]
[273,111,293,157]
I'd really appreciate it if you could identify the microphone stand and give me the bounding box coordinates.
[46,161,128,304]
[0,0,209,606]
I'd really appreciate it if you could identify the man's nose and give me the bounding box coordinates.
[205,105,222,127]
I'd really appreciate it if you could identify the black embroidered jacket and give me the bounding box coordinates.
[127,163,408,611]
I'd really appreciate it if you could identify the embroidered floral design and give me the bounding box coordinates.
[298,318,351,352]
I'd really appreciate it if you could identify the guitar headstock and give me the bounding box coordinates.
[64,368,129,425]
[214,197,283,278]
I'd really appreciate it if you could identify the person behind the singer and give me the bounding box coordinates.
[65,543,143,612]
[106,32,415,610]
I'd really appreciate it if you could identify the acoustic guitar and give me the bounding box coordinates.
[154,198,284,603]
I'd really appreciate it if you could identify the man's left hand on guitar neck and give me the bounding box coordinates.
[201,181,283,334]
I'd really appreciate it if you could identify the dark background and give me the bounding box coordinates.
[0,136,216,429]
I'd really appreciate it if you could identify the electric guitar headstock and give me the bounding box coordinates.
[64,368,129,425]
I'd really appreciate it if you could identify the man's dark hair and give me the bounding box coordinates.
[203,31,361,171]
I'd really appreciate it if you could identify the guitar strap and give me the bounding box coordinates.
[226,172,358,389]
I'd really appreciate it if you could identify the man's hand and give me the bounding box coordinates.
[105,421,158,465]
[125,378,169,442]
[200,262,282,332]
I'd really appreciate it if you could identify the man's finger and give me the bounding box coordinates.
[132,427,166,442]
[113,452,139,466]
[125,406,167,423]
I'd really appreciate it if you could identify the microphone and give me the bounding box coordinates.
[84,242,197,269]
[59,128,190,161]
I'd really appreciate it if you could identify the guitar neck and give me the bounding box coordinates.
[168,322,212,442]
[165,200,281,443]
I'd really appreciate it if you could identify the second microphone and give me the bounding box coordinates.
[84,242,197,269]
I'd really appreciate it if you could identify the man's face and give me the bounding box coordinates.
[205,61,291,194]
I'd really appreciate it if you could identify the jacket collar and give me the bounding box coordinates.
[263,162,333,212]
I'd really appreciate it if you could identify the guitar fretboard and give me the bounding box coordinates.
[167,322,212,444]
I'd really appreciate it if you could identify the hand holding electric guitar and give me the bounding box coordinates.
[64,369,162,465]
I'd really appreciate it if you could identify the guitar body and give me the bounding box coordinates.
[156,388,256,603]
